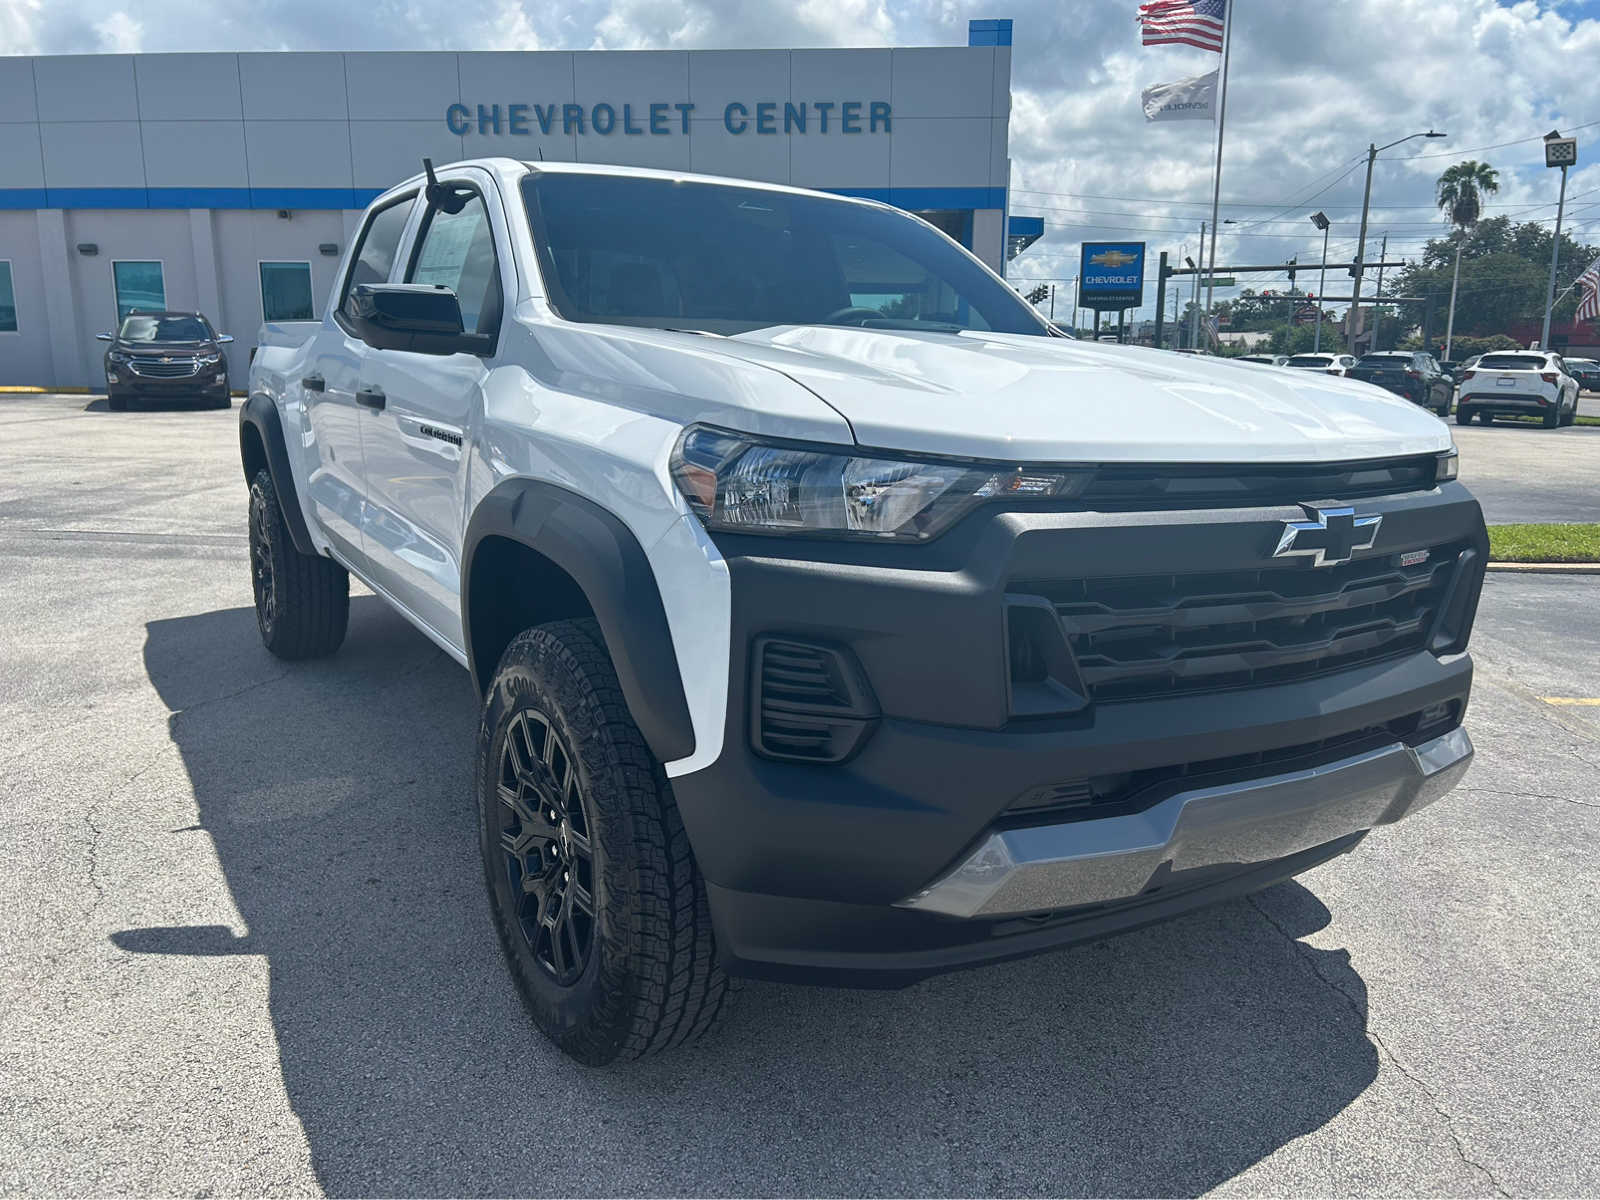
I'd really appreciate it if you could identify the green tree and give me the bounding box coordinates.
[1435,160,1500,356]
[1390,219,1597,342]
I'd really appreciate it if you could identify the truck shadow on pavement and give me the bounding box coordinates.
[124,599,1379,1197]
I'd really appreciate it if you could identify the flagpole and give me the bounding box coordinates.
[1203,0,1234,320]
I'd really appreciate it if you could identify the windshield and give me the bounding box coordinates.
[118,315,211,342]
[1288,356,1332,367]
[1356,354,1411,367]
[522,173,1050,337]
[1477,355,1549,371]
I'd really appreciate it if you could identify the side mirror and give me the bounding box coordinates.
[217,334,235,344]
[344,283,484,355]
[96,332,113,341]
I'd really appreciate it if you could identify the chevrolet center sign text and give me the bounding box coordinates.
[448,100,894,137]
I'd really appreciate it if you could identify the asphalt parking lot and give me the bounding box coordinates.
[1448,389,1600,524]
[1,393,1597,1197]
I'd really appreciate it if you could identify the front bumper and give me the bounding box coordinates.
[672,483,1487,985]
[107,367,228,393]
[900,726,1471,919]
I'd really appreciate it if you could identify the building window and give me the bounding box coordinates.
[113,261,166,322]
[260,261,315,322]
[0,261,15,332]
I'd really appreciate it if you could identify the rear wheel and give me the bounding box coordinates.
[477,619,730,1065]
[1543,404,1561,428]
[1478,411,1494,425]
[1456,407,1473,426]
[247,467,349,659]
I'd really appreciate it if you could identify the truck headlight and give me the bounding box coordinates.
[198,352,221,365]
[1435,448,1459,483]
[670,425,1090,542]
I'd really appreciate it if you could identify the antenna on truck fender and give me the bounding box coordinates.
[420,157,468,214]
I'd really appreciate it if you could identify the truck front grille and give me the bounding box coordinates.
[129,357,200,378]
[1037,547,1459,704]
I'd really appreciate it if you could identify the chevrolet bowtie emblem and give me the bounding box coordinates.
[1273,504,1382,567]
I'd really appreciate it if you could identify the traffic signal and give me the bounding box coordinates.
[1348,253,1362,279]
[1025,284,1049,305]
[1287,257,1297,284]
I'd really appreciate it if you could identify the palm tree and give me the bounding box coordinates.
[1436,160,1500,357]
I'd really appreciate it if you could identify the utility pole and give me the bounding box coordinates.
[1311,212,1331,353]
[1070,274,1078,332]
[1372,233,1388,351]
[1049,285,1056,321]
[1540,131,1578,350]
[1190,222,1206,350]
[1352,130,1447,356]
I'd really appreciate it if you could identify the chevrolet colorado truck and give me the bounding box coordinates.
[243,158,1485,1065]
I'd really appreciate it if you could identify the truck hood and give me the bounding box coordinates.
[714,326,1453,463]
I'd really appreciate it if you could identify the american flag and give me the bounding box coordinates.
[1577,254,1600,322]
[1138,0,1227,52]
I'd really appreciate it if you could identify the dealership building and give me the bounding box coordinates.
[0,19,1041,389]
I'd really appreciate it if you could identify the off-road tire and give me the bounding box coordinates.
[247,467,348,659]
[477,618,730,1066]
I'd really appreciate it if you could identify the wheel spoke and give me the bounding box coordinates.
[570,877,594,916]
[503,716,532,782]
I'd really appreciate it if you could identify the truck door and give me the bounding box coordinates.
[355,173,508,652]
[304,191,419,569]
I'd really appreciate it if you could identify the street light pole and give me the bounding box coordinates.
[1540,131,1578,349]
[1190,222,1206,349]
[1311,211,1330,353]
[1351,130,1446,356]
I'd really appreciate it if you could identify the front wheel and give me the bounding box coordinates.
[476,619,730,1065]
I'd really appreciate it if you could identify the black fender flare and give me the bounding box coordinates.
[462,478,697,764]
[240,395,317,557]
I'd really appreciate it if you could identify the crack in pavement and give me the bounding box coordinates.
[85,749,166,918]
[1246,894,1511,1197]
[1456,785,1600,811]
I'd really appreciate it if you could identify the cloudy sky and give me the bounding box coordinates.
[5,0,1599,322]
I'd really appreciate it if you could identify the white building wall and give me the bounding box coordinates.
[0,39,1014,389]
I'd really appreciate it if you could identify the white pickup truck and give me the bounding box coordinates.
[245,158,1486,1065]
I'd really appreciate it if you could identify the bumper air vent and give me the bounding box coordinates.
[750,636,879,764]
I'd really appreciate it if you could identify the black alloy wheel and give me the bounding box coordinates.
[249,483,278,639]
[496,708,596,986]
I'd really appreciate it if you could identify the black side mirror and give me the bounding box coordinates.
[345,283,486,356]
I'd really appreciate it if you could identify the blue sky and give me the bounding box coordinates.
[3,0,1597,319]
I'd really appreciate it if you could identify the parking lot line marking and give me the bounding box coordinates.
[1539,697,1600,706]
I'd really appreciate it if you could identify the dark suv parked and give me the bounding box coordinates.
[98,311,234,411]
[1345,351,1453,416]
[1567,357,1600,392]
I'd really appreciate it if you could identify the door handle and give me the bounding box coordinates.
[355,386,386,411]
[303,373,325,392]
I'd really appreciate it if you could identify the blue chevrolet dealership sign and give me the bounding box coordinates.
[447,101,892,137]
[1078,241,1146,311]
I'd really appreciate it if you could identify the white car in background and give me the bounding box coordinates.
[1454,351,1582,428]
[1286,353,1357,376]
[1239,353,1290,366]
